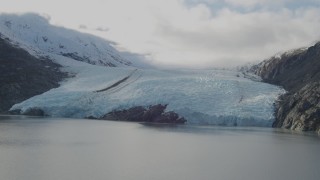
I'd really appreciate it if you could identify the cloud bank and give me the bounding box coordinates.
[1,0,320,68]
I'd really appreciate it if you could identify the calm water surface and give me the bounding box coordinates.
[0,115,319,180]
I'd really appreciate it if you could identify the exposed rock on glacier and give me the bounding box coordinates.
[100,104,186,124]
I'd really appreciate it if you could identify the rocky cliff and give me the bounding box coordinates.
[250,42,320,133]
[0,36,68,113]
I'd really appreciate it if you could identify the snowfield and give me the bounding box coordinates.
[0,13,131,67]
[11,57,285,126]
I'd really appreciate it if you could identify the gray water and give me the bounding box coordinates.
[0,115,319,180]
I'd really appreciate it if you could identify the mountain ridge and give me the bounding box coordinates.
[0,13,132,67]
[250,42,320,133]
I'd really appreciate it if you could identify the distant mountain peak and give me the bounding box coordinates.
[0,13,132,67]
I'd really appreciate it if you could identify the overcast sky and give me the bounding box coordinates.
[1,0,320,68]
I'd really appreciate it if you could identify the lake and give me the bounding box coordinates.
[0,115,319,180]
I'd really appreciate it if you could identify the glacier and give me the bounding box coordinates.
[10,56,285,126]
[2,13,285,127]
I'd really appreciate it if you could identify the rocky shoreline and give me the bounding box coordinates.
[273,82,320,131]
[250,42,320,133]
[98,104,186,124]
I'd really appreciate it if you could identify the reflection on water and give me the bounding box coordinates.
[0,115,319,180]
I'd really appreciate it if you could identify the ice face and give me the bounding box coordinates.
[11,59,284,127]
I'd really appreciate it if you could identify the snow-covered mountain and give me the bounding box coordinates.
[0,13,131,67]
[1,13,285,127]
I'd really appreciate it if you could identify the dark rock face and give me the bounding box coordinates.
[0,36,68,113]
[100,104,186,124]
[251,42,320,133]
[274,82,320,132]
[85,116,98,120]
[22,107,46,116]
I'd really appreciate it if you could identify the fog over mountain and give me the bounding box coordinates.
[1,0,320,68]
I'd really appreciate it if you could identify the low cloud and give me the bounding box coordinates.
[79,24,87,29]
[152,7,320,67]
[95,27,109,32]
[1,0,320,68]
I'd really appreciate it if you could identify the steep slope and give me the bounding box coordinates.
[0,13,131,67]
[0,36,68,112]
[250,42,320,132]
[0,13,137,113]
